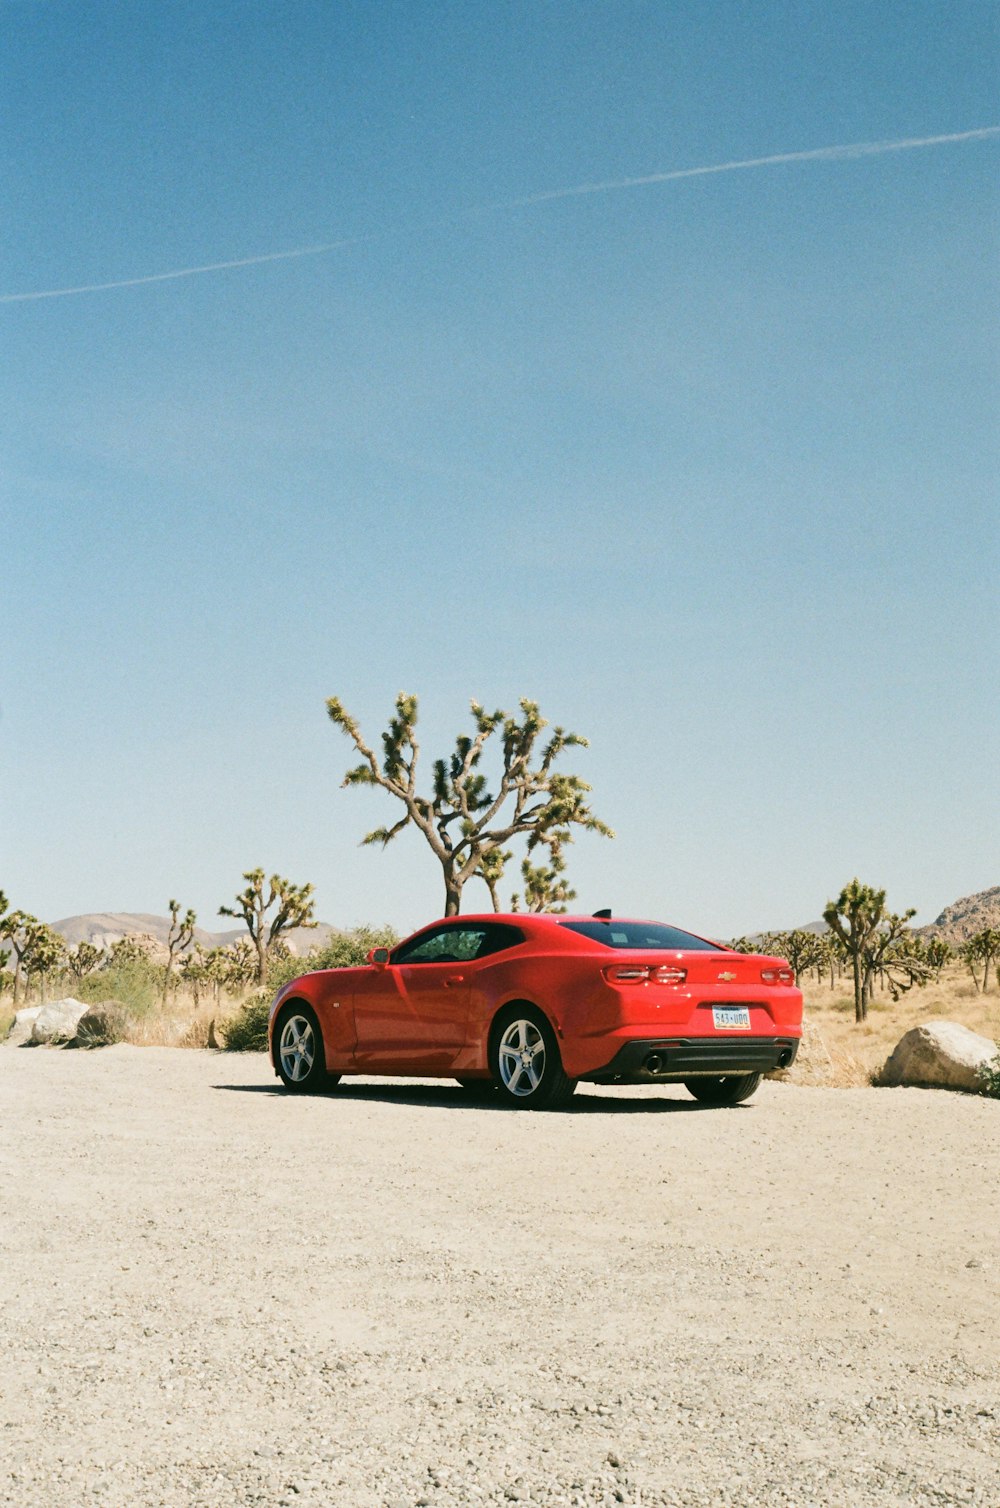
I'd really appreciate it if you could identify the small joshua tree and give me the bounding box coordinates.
[66,941,106,982]
[180,948,209,1007]
[224,939,259,995]
[1,910,40,1006]
[163,899,197,1005]
[21,922,65,1004]
[219,869,317,985]
[202,948,232,1007]
[767,930,826,983]
[0,890,10,991]
[925,938,952,982]
[964,928,1000,992]
[327,693,613,916]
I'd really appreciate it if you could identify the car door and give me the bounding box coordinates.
[353,923,480,1070]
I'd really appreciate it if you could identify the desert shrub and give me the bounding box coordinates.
[265,924,399,991]
[308,924,398,969]
[977,1054,1000,1099]
[74,1000,129,1048]
[77,957,161,1016]
[222,990,272,1052]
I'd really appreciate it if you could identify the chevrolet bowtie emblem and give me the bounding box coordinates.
[718,971,737,981]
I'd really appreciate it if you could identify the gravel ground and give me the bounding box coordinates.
[1,1045,998,1508]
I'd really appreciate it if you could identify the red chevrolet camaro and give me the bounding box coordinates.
[268,911,802,1109]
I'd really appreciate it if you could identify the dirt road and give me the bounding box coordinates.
[1,1045,997,1507]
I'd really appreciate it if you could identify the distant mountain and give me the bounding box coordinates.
[918,887,1000,944]
[747,919,826,943]
[49,912,340,956]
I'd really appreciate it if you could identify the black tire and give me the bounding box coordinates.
[488,1006,577,1110]
[683,1072,762,1106]
[272,1003,338,1093]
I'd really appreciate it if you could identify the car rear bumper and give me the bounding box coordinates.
[579,1035,800,1083]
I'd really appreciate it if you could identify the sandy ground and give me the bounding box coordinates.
[1,1047,998,1508]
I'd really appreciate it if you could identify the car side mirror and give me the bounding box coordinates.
[368,947,391,969]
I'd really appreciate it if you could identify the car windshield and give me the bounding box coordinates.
[559,920,723,951]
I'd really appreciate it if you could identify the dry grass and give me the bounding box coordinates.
[780,966,1000,1088]
[120,1000,227,1049]
[0,991,232,1049]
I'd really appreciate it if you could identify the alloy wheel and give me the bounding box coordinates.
[497,1018,546,1097]
[279,1014,315,1084]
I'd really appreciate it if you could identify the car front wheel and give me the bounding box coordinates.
[274,1004,336,1093]
[683,1072,762,1106]
[489,1007,576,1109]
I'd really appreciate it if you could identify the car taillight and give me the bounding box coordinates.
[652,965,687,985]
[761,966,795,984]
[602,964,687,985]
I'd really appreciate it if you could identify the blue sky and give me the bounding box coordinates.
[2,2,997,938]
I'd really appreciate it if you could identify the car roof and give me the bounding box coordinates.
[426,912,696,931]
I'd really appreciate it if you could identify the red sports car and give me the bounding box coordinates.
[268,912,802,1108]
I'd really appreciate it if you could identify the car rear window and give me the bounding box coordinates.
[559,920,722,951]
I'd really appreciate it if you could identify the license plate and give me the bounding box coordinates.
[713,1006,751,1030]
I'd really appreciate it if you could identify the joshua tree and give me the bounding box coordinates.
[109,935,155,967]
[180,948,208,1007]
[1,910,39,1005]
[202,948,231,1006]
[66,941,106,982]
[327,693,613,916]
[21,922,65,1003]
[0,891,8,992]
[224,939,259,994]
[963,928,1000,992]
[219,869,316,985]
[162,899,197,1005]
[824,880,888,1023]
[862,911,930,1001]
[767,930,826,983]
[925,938,952,981]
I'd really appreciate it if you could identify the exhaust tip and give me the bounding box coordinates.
[778,1048,792,1068]
[644,1052,664,1075]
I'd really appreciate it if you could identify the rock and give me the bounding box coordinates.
[879,1020,999,1093]
[74,1001,129,1048]
[30,998,89,1045]
[4,1007,42,1047]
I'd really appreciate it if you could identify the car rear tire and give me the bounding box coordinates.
[273,1004,338,1093]
[683,1072,762,1106]
[489,1007,577,1110]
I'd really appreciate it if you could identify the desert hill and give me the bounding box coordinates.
[918,886,1000,944]
[50,912,339,957]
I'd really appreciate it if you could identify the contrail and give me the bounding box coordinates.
[480,125,1000,210]
[0,236,365,303]
[3,125,997,305]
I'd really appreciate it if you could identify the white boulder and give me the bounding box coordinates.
[4,1006,42,1047]
[879,1019,999,1093]
[30,998,89,1045]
